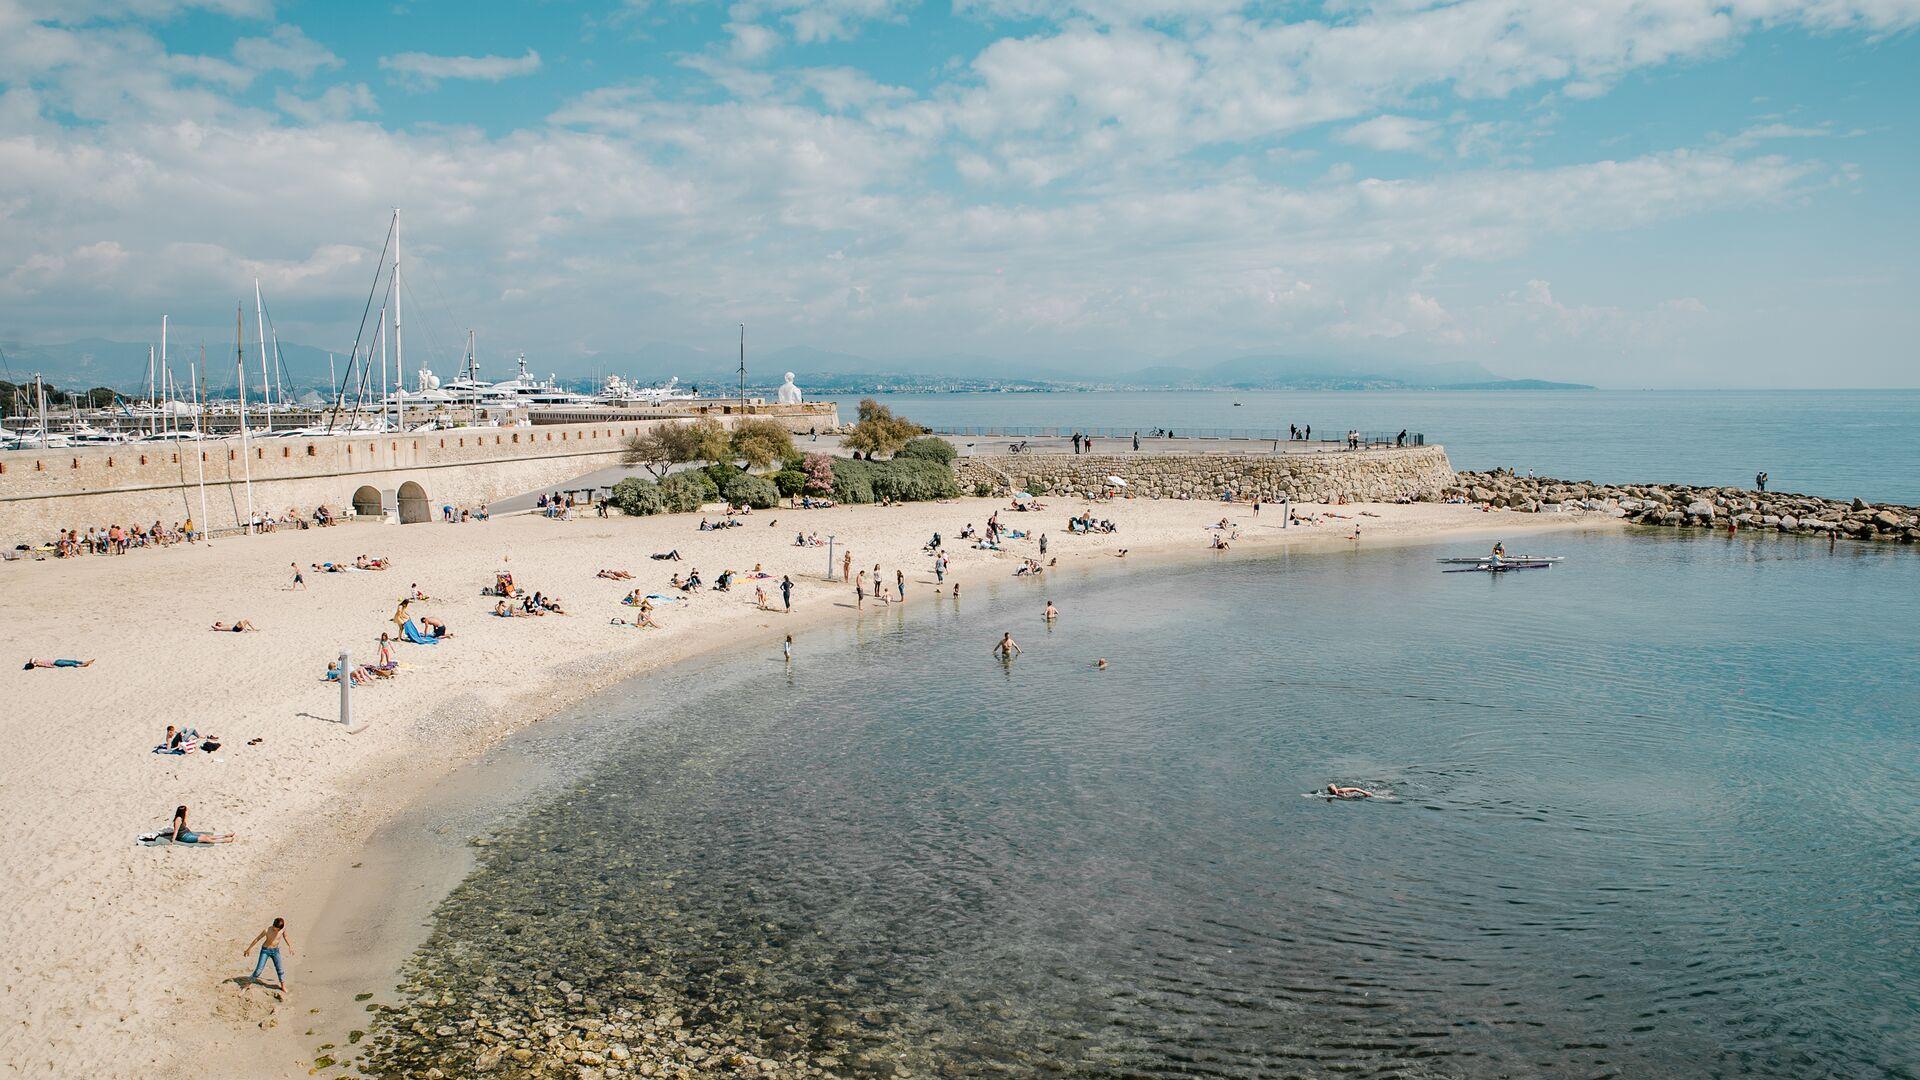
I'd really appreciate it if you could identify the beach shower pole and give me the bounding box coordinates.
[339,649,355,731]
[825,535,835,580]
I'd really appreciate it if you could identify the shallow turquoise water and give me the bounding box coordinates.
[834,389,1920,504]
[384,529,1919,1077]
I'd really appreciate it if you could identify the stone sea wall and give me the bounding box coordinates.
[955,445,1454,503]
[1447,471,1919,544]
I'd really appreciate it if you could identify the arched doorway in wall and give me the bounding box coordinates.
[397,481,430,524]
[352,484,382,518]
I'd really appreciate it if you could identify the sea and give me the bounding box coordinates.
[830,389,1920,505]
[367,527,1919,1078]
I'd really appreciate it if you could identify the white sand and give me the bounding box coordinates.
[0,496,1610,1076]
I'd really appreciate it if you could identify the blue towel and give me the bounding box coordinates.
[400,620,438,645]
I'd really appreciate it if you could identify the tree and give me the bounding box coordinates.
[622,418,730,479]
[801,453,836,494]
[842,399,921,458]
[609,477,664,516]
[729,418,795,470]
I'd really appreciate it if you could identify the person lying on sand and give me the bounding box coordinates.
[210,620,258,633]
[652,550,682,561]
[1326,784,1375,799]
[24,657,94,669]
[493,600,523,619]
[157,725,221,754]
[167,804,233,844]
[596,569,633,580]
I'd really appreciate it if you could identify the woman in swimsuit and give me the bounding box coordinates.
[170,804,234,844]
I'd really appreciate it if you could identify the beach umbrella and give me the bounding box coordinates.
[1012,491,1035,502]
[1106,475,1128,487]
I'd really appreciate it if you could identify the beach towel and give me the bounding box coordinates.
[400,620,439,645]
[644,593,681,602]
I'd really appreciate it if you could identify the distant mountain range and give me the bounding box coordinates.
[0,338,1592,395]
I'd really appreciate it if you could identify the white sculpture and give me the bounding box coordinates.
[775,371,803,405]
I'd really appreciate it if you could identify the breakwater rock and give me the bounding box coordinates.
[1446,471,1919,543]
[955,446,1454,503]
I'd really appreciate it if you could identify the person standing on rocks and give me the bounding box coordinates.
[1756,472,1769,492]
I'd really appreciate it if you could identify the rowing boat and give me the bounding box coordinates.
[1435,555,1564,564]
[1442,561,1552,573]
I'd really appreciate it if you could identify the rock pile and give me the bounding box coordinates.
[1444,471,1919,543]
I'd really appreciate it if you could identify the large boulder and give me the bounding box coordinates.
[1685,500,1716,519]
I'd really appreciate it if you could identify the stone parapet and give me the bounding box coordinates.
[955,445,1454,503]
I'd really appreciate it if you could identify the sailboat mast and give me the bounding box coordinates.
[192,351,209,532]
[377,300,388,432]
[738,323,747,413]
[161,315,170,436]
[392,208,405,433]
[254,279,272,434]
[236,305,255,530]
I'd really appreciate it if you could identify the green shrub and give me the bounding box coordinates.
[1024,477,1049,496]
[897,436,957,466]
[702,461,744,491]
[772,469,807,497]
[972,481,996,498]
[609,477,665,516]
[658,472,712,513]
[723,473,781,509]
[871,458,961,502]
[830,458,875,504]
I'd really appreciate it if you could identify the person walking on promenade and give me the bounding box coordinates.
[242,918,293,998]
[1132,432,1140,451]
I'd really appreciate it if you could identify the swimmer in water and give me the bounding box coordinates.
[1043,601,1058,621]
[1096,658,1108,670]
[992,632,1020,660]
[1326,784,1375,799]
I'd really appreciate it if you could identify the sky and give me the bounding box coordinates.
[0,0,1916,388]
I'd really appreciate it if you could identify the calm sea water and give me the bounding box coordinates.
[832,390,1920,505]
[376,529,1919,1078]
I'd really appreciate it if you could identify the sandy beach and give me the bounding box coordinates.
[0,495,1610,1078]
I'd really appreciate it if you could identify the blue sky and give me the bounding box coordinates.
[1,0,1916,387]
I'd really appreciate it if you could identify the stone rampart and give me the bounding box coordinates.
[0,420,687,543]
[955,445,1454,502]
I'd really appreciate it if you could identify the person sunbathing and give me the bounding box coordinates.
[492,600,522,619]
[651,550,682,561]
[210,620,258,633]
[596,569,633,580]
[519,596,545,617]
[714,570,734,592]
[167,804,233,844]
[158,725,220,753]
[25,656,95,669]
[532,593,567,615]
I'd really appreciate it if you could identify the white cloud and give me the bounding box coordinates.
[233,25,342,80]
[379,49,543,90]
[275,83,378,124]
[1337,114,1438,153]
